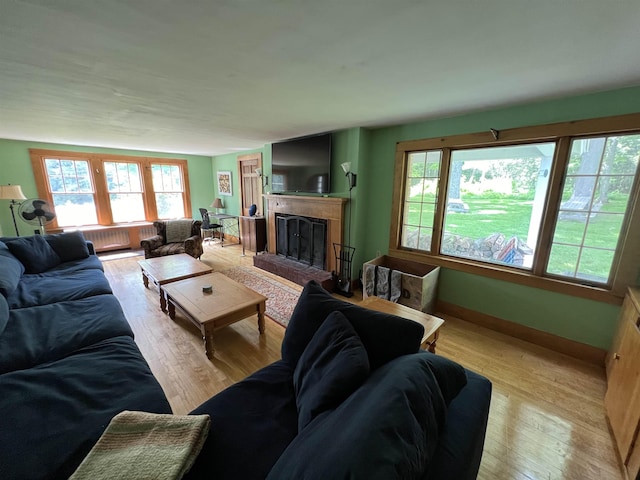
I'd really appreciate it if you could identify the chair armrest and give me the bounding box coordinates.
[140,235,163,253]
[184,234,204,259]
[85,240,96,255]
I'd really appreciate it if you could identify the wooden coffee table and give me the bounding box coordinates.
[360,296,444,353]
[162,272,267,360]
[138,254,213,313]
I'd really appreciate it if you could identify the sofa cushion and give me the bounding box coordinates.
[0,336,172,480]
[0,294,134,374]
[282,280,424,370]
[5,235,61,274]
[186,360,298,480]
[0,241,24,297]
[44,231,90,262]
[294,311,370,431]
[0,295,8,336]
[267,353,450,480]
[6,267,112,309]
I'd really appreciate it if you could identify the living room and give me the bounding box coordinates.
[2,2,640,479]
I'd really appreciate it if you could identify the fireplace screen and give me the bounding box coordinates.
[276,214,327,269]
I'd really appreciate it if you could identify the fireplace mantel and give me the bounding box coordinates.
[264,194,348,273]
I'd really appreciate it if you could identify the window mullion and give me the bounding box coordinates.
[432,148,450,255]
[532,138,571,276]
[93,158,112,225]
[141,160,157,221]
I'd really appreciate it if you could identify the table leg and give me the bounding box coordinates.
[167,299,176,320]
[257,300,266,334]
[426,331,439,354]
[160,288,167,313]
[142,271,149,288]
[202,327,214,360]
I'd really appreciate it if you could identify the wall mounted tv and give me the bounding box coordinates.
[271,133,332,194]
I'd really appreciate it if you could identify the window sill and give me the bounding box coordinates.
[389,247,624,305]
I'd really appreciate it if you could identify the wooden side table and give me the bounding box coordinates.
[241,215,267,255]
[360,296,444,353]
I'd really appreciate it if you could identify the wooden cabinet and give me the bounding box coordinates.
[240,216,267,255]
[605,287,640,480]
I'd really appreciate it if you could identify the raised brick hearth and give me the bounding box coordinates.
[253,253,335,291]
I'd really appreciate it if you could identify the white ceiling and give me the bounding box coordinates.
[1,0,640,157]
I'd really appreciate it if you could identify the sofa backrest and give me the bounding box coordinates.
[282,280,424,371]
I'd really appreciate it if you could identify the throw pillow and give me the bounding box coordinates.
[282,280,424,370]
[165,220,194,243]
[0,241,24,297]
[267,353,452,480]
[6,235,61,274]
[294,311,370,431]
[0,295,9,336]
[44,231,90,262]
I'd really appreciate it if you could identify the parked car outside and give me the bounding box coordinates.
[447,199,470,213]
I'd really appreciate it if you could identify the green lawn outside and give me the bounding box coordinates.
[405,193,626,282]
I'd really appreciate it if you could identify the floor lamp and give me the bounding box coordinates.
[0,184,27,236]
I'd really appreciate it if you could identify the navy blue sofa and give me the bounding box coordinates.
[0,232,171,480]
[188,280,492,480]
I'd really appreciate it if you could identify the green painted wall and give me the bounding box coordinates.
[0,139,213,236]
[211,147,269,216]
[361,85,640,350]
[5,84,640,350]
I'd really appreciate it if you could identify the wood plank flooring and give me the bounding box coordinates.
[101,243,624,480]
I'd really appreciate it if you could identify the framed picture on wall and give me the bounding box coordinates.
[217,171,232,196]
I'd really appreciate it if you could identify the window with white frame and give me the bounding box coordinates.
[392,114,640,299]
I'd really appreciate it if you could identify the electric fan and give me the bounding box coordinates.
[18,198,57,234]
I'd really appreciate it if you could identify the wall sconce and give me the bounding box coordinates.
[255,168,268,187]
[341,162,357,190]
[0,184,27,236]
[210,198,224,214]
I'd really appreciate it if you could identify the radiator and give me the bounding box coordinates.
[138,225,156,242]
[83,229,131,250]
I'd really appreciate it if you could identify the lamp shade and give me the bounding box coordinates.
[211,198,224,209]
[0,185,27,200]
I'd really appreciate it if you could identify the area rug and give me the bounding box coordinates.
[220,266,301,328]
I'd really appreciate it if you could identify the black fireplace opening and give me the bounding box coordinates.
[276,214,327,269]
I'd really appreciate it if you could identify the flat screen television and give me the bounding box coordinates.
[271,133,331,194]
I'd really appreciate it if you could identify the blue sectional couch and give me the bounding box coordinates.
[0,232,171,480]
[187,280,492,480]
[0,233,491,479]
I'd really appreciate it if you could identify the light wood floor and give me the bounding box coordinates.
[101,243,623,480]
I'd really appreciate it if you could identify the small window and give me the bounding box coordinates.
[401,150,441,252]
[104,161,145,223]
[45,158,98,227]
[546,134,640,285]
[152,164,185,219]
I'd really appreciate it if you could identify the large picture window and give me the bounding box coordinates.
[392,114,640,301]
[30,150,192,229]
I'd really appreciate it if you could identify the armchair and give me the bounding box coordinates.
[140,219,204,259]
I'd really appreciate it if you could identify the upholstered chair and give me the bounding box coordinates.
[140,219,204,259]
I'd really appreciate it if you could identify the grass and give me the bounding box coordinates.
[405,193,626,282]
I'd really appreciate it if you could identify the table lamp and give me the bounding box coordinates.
[211,198,224,214]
